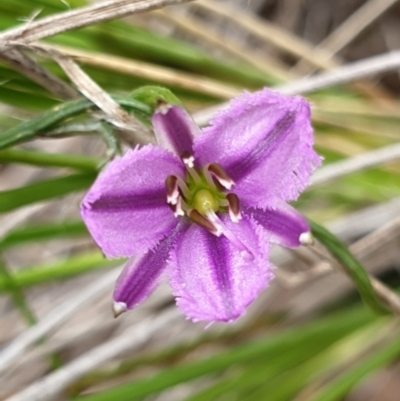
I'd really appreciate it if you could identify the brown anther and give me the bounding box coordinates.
[188,209,221,236]
[165,175,179,205]
[226,193,241,222]
[207,163,234,190]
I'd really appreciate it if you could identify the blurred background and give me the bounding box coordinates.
[1,0,400,400]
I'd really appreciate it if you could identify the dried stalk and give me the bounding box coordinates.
[51,44,242,99]
[293,0,399,74]
[315,0,399,57]
[0,49,78,100]
[311,142,400,186]
[194,51,400,126]
[0,268,121,376]
[0,0,195,53]
[309,239,400,315]
[5,309,180,401]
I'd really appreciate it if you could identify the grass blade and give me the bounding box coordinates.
[0,173,96,213]
[309,220,390,315]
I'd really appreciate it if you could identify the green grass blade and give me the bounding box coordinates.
[72,308,373,401]
[0,96,151,150]
[0,221,88,249]
[309,330,400,401]
[0,173,96,213]
[0,252,121,291]
[309,220,390,315]
[0,148,100,171]
[0,258,36,324]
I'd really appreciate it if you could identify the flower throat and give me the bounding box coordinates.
[165,162,241,236]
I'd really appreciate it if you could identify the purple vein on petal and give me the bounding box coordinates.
[169,215,273,323]
[226,111,295,181]
[81,145,185,258]
[114,223,185,310]
[152,105,199,161]
[88,190,166,212]
[245,203,310,248]
[204,233,234,319]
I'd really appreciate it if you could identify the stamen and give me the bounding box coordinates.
[206,211,253,260]
[207,163,235,190]
[189,209,222,236]
[175,177,190,199]
[226,193,242,223]
[174,196,185,217]
[202,165,218,191]
[187,166,202,184]
[165,175,179,205]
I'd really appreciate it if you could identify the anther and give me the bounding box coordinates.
[206,211,253,260]
[173,196,185,217]
[189,209,222,236]
[165,175,179,205]
[181,151,195,168]
[207,163,235,190]
[226,193,242,223]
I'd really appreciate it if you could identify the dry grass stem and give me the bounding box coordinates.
[293,0,399,75]
[0,49,78,100]
[311,142,400,186]
[6,309,180,401]
[316,0,399,56]
[156,9,293,82]
[0,0,195,53]
[195,0,336,70]
[0,268,122,376]
[52,44,242,99]
[21,43,152,145]
[309,241,400,315]
[193,51,400,126]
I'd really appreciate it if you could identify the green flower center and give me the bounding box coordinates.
[165,163,241,233]
[185,168,226,216]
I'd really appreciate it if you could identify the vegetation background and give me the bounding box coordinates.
[0,0,400,400]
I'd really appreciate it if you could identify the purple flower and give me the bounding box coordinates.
[81,88,321,323]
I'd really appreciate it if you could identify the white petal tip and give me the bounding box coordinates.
[113,301,127,318]
[156,102,171,115]
[299,232,314,246]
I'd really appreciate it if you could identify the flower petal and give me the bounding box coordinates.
[245,203,310,248]
[113,227,181,310]
[152,105,200,164]
[168,215,274,323]
[194,88,322,208]
[81,145,184,258]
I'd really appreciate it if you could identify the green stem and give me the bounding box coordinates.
[0,148,100,171]
[0,257,36,325]
[0,252,122,291]
[309,219,391,316]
